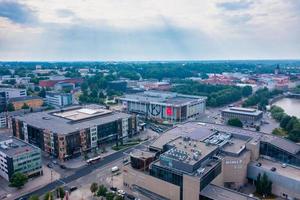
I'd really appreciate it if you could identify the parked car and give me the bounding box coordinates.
[70,186,78,192]
[271,167,276,172]
[60,164,67,169]
[281,163,287,168]
[47,163,53,168]
[256,162,262,167]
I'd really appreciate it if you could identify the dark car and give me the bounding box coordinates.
[271,167,276,172]
[47,163,53,168]
[70,186,78,192]
[110,187,118,192]
[256,162,262,167]
[60,164,67,169]
[125,194,136,200]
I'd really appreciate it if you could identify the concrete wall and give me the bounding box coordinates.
[183,174,200,200]
[12,99,43,110]
[123,165,180,200]
[246,139,260,161]
[222,151,251,189]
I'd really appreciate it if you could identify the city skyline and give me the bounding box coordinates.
[0,0,300,61]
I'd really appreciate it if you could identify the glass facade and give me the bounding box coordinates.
[260,141,300,167]
[200,161,222,191]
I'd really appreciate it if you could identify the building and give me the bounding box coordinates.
[118,91,206,123]
[54,82,75,92]
[123,122,300,200]
[221,107,263,125]
[8,96,43,110]
[46,91,73,107]
[0,88,27,111]
[0,135,42,181]
[39,78,83,88]
[12,105,136,161]
[107,80,127,92]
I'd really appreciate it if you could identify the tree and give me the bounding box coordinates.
[9,172,28,189]
[256,173,272,197]
[280,115,292,129]
[29,195,39,200]
[90,182,98,195]
[114,195,124,200]
[56,187,65,199]
[96,185,107,197]
[21,103,30,109]
[105,192,115,200]
[288,129,300,143]
[255,126,260,132]
[38,88,46,98]
[44,192,54,200]
[227,118,243,128]
[7,103,15,112]
[242,86,252,97]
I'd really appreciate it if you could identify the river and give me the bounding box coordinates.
[273,98,300,118]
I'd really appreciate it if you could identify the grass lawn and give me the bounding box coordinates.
[112,141,139,151]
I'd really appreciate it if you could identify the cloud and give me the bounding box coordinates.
[217,0,253,11]
[56,9,75,18]
[0,0,299,60]
[0,0,36,24]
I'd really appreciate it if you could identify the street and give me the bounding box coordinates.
[15,140,152,200]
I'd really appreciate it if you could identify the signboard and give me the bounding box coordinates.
[166,106,173,116]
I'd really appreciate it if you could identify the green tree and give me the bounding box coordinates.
[280,115,292,129]
[56,187,65,199]
[288,129,300,142]
[106,192,116,200]
[96,185,107,197]
[29,195,39,200]
[21,103,30,109]
[242,86,252,97]
[90,182,98,195]
[38,88,46,98]
[9,172,28,189]
[114,195,124,200]
[44,192,54,200]
[227,118,243,128]
[7,103,15,112]
[256,173,272,197]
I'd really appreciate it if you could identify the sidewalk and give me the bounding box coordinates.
[2,166,60,200]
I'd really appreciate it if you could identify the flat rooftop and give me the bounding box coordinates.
[119,90,205,106]
[14,105,131,135]
[150,122,300,156]
[53,108,112,121]
[222,107,263,116]
[251,158,300,182]
[0,135,39,157]
[201,184,259,200]
[163,137,218,165]
[8,96,42,102]
[130,149,156,160]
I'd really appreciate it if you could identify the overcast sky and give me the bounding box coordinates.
[0,0,299,61]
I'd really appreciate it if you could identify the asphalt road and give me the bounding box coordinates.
[16,141,151,200]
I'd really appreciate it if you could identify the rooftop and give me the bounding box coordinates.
[201,184,259,200]
[163,137,218,165]
[119,90,206,106]
[251,158,300,182]
[53,107,112,121]
[150,122,300,156]
[14,105,131,135]
[0,88,25,92]
[0,135,39,157]
[130,149,156,160]
[8,96,43,103]
[222,107,263,116]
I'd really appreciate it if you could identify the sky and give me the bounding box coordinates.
[0,0,299,61]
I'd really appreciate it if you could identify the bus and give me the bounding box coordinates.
[86,155,102,164]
